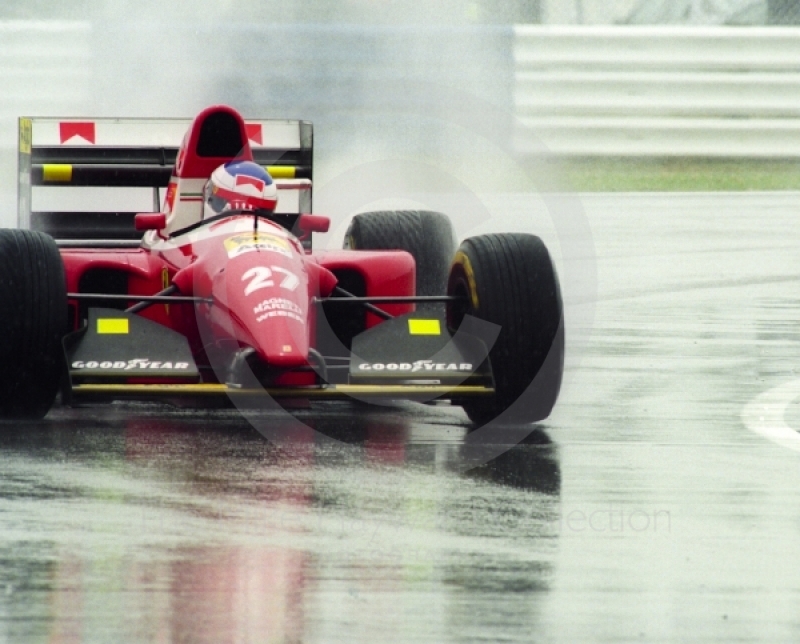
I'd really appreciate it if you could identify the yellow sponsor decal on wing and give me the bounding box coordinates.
[97,318,129,334]
[266,166,296,179]
[43,164,73,182]
[408,319,441,335]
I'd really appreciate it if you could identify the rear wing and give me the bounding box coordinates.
[18,116,313,246]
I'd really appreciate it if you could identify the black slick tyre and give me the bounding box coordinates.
[447,233,564,425]
[0,229,67,419]
[344,210,456,311]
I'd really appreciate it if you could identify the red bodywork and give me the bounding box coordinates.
[60,106,416,384]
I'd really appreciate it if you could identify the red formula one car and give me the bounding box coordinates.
[0,105,563,424]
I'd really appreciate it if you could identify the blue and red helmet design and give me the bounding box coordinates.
[203,160,278,218]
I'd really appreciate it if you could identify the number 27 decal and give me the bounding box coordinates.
[242,266,300,296]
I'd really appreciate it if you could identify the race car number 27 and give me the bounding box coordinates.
[242,266,300,296]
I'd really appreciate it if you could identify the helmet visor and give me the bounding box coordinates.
[204,180,229,216]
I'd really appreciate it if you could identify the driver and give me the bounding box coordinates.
[203,160,278,220]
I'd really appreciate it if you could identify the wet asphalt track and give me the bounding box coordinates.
[2,192,800,643]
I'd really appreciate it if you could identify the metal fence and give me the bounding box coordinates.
[514,25,800,156]
[540,0,800,25]
[5,19,800,164]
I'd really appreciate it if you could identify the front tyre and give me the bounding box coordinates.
[0,230,67,419]
[447,233,564,425]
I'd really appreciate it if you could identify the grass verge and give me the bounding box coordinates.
[556,158,800,192]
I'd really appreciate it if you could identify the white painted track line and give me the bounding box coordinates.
[742,379,800,453]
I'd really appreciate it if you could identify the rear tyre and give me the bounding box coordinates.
[447,233,564,425]
[344,210,456,311]
[0,230,67,419]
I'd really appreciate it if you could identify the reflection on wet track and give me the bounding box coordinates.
[3,192,800,642]
[0,403,559,643]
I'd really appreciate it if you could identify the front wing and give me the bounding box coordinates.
[64,310,495,405]
[69,383,494,403]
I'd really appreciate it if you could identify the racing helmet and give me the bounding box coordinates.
[203,160,278,219]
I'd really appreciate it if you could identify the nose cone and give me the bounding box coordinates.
[250,294,309,367]
[214,239,311,369]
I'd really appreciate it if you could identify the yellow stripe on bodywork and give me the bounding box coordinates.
[408,319,441,335]
[266,166,296,179]
[42,164,73,182]
[72,383,494,398]
[97,318,129,334]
